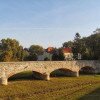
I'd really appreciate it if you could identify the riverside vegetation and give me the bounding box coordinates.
[0,29,100,62]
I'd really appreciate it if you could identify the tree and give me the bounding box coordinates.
[63,30,100,60]
[0,38,24,61]
[72,33,82,59]
[28,53,37,61]
[16,46,23,61]
[0,50,13,62]
[52,53,59,61]
[29,45,44,55]
[29,45,44,61]
[85,33,100,59]
[63,41,73,48]
[22,49,30,61]
[58,48,65,60]
[74,32,81,41]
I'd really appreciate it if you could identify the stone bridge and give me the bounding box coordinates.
[0,60,100,85]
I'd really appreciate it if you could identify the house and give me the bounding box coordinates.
[37,55,44,61]
[37,47,54,61]
[62,48,73,60]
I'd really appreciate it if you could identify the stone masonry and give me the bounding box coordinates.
[0,60,100,85]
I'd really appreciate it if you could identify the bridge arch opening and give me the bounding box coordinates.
[8,70,47,81]
[79,66,95,75]
[50,68,78,77]
[8,71,34,81]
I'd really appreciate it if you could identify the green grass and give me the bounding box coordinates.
[0,72,100,100]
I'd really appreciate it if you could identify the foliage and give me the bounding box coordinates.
[29,45,44,55]
[0,28,99,61]
[52,48,64,61]
[0,39,44,61]
[0,38,24,61]
[28,45,44,61]
[63,30,100,60]
[63,41,73,48]
[22,49,30,61]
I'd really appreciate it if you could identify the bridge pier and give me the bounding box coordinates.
[0,71,8,85]
[32,72,50,80]
[43,73,50,81]
[0,77,8,85]
[73,71,79,77]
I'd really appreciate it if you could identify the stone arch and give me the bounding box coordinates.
[1,69,49,85]
[8,71,33,81]
[50,68,78,77]
[8,69,48,80]
[79,66,95,75]
[7,67,45,78]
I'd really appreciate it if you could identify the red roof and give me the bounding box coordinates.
[62,48,72,53]
[46,47,54,53]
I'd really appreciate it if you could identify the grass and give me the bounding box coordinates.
[0,72,100,100]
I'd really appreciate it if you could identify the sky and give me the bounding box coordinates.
[0,0,100,48]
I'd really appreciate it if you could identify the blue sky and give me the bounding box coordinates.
[0,0,100,48]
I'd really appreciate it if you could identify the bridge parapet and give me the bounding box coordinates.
[0,60,99,85]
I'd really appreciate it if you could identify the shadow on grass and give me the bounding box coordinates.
[50,69,77,77]
[8,71,36,81]
[78,87,100,100]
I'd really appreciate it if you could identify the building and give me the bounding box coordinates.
[62,48,73,60]
[37,47,54,61]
